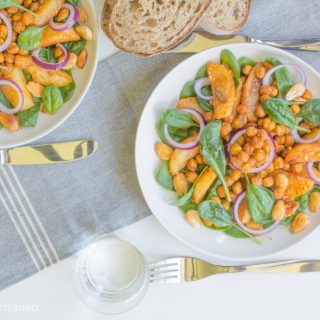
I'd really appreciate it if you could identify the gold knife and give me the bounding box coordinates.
[168,31,320,53]
[0,140,98,165]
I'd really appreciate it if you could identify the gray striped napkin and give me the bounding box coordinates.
[1,0,320,290]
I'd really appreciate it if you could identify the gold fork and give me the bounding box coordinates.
[149,257,320,283]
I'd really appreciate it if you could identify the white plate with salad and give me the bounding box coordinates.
[0,0,98,148]
[135,43,320,260]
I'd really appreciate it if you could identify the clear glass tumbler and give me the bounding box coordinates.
[74,234,149,314]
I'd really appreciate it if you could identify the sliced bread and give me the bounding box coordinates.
[101,0,118,37]
[108,0,212,57]
[199,0,251,35]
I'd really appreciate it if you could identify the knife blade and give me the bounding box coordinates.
[168,31,320,53]
[0,140,98,165]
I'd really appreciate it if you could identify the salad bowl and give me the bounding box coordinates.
[135,43,320,260]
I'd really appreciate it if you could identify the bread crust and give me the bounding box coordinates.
[107,0,212,58]
[101,0,118,38]
[200,0,251,35]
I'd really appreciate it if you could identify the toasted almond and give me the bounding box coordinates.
[26,81,44,98]
[77,49,87,69]
[75,26,93,41]
[285,82,306,101]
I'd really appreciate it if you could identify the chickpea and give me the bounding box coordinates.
[308,192,320,213]
[11,12,22,22]
[252,136,264,149]
[238,151,249,163]
[242,64,252,75]
[230,169,241,181]
[302,89,312,100]
[258,128,269,140]
[232,114,247,129]
[242,163,252,173]
[22,12,33,26]
[186,158,197,172]
[285,134,294,146]
[220,121,232,137]
[236,135,245,146]
[210,196,221,204]
[184,210,201,228]
[260,94,270,103]
[285,201,299,217]
[273,156,284,169]
[274,187,284,200]
[173,173,188,195]
[18,49,28,55]
[3,53,14,64]
[272,200,286,221]
[217,186,226,198]
[230,143,242,155]
[232,181,243,195]
[236,104,247,114]
[186,171,198,183]
[271,86,279,97]
[262,176,274,188]
[254,149,265,162]
[260,85,274,96]
[246,220,263,231]
[263,143,271,153]
[290,163,305,174]
[275,173,288,190]
[29,2,40,11]
[195,154,204,164]
[6,43,19,55]
[275,124,286,136]
[155,142,173,160]
[291,212,310,233]
[275,143,285,153]
[226,176,234,187]
[243,143,254,155]
[255,105,266,118]
[255,66,266,79]
[246,126,258,137]
[7,6,19,13]
[221,200,230,211]
[12,21,25,33]
[23,0,32,8]
[0,53,4,63]
[266,163,274,173]
[291,104,301,115]
[204,112,213,122]
[0,25,8,39]
[250,175,262,186]
[260,170,268,178]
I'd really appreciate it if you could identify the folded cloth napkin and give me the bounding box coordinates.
[1,0,320,291]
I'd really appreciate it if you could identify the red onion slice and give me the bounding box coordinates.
[306,162,320,185]
[49,4,79,31]
[32,44,70,70]
[0,79,24,114]
[194,77,213,101]
[262,63,306,86]
[226,126,276,173]
[0,13,13,53]
[234,192,280,235]
[291,118,320,144]
[163,108,205,150]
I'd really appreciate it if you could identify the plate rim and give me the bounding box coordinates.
[135,43,320,261]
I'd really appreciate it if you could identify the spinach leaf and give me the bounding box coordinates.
[201,85,212,97]
[59,70,76,102]
[275,67,293,98]
[196,96,212,112]
[157,119,189,143]
[38,46,55,63]
[263,98,310,132]
[63,38,86,55]
[17,26,44,50]
[296,193,308,212]
[225,226,250,238]
[195,64,208,80]
[0,66,7,70]
[0,0,37,16]
[162,109,198,128]
[220,49,240,86]
[42,85,63,115]
[66,0,80,7]
[206,178,222,199]
[265,57,281,66]
[0,89,12,109]
[245,175,275,227]
[179,201,197,212]
[312,185,320,192]
[238,56,257,71]
[198,200,260,244]
[17,102,41,127]
[200,121,231,201]
[23,70,32,82]
[155,162,173,190]
[180,80,196,99]
[299,99,320,125]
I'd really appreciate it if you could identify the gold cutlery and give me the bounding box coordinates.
[0,140,98,165]
[149,257,320,283]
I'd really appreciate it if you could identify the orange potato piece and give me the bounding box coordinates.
[285,142,320,163]
[0,112,19,132]
[15,55,72,87]
[0,66,34,111]
[229,76,245,121]
[207,62,235,119]
[40,26,80,48]
[176,97,205,116]
[169,135,200,176]
[241,63,263,121]
[26,82,44,98]
[192,167,217,204]
[33,0,64,26]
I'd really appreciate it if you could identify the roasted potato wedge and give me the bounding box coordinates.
[169,135,200,176]
[176,97,205,116]
[207,62,236,119]
[273,170,314,199]
[33,0,64,27]
[40,26,80,48]
[285,142,320,163]
[192,167,217,204]
[0,112,19,131]
[15,55,72,87]
[229,76,245,121]
[241,63,263,121]
[1,66,34,111]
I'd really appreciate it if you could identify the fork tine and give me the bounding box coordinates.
[149,258,182,283]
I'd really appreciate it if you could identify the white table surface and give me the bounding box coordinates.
[1,1,320,319]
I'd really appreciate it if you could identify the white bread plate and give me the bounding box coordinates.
[0,0,99,149]
[135,43,320,261]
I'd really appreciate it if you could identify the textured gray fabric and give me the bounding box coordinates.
[0,0,320,290]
